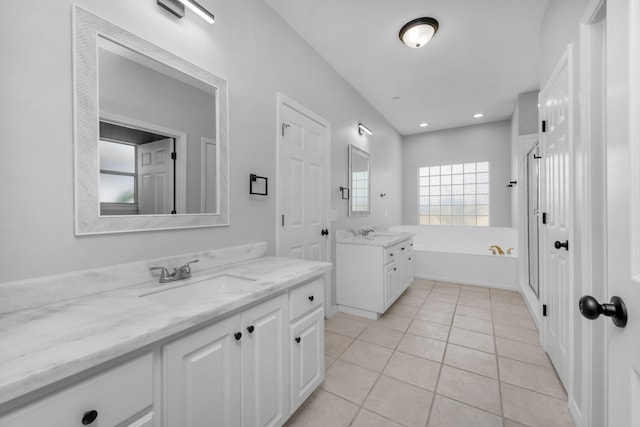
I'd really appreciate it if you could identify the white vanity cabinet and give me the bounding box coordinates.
[337,236,414,318]
[164,293,289,427]
[289,278,325,412]
[0,353,154,427]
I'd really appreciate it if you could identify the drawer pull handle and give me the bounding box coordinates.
[247,325,255,334]
[295,337,301,343]
[308,295,314,302]
[234,332,242,340]
[82,410,98,425]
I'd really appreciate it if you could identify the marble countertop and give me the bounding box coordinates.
[336,231,414,248]
[0,255,331,407]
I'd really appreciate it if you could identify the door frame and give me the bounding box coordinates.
[577,1,608,426]
[275,93,332,316]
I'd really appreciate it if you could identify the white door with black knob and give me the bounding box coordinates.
[581,2,640,425]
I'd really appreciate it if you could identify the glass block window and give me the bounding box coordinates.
[99,140,136,203]
[351,170,369,212]
[418,161,490,226]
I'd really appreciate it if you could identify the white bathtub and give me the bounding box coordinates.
[389,225,519,290]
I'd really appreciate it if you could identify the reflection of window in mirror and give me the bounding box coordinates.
[349,145,371,217]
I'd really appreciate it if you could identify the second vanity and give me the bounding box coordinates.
[0,243,330,427]
[336,229,415,319]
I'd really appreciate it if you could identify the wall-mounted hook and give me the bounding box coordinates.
[507,180,517,188]
[380,193,387,198]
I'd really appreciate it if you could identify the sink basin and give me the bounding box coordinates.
[140,274,257,306]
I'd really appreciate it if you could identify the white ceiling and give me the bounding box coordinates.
[264,0,549,135]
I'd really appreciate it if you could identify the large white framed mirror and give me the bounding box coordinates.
[73,6,228,234]
[348,145,370,217]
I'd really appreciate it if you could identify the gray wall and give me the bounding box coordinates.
[0,0,403,283]
[517,91,539,135]
[402,120,512,227]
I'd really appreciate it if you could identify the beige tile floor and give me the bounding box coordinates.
[285,279,576,427]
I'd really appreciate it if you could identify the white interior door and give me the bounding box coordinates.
[138,138,174,214]
[201,137,217,213]
[539,46,574,390]
[603,0,640,424]
[277,97,329,262]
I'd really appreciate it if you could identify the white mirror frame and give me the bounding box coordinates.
[348,144,371,217]
[73,6,229,235]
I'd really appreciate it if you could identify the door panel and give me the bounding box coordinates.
[540,47,573,389]
[278,99,329,270]
[606,1,640,425]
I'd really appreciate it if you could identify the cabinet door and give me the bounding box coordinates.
[290,308,324,412]
[241,294,289,427]
[384,262,398,309]
[127,411,153,427]
[164,314,241,427]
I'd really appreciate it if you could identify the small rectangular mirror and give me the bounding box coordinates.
[349,145,370,217]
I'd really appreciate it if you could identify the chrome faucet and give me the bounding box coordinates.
[363,227,375,236]
[150,259,199,283]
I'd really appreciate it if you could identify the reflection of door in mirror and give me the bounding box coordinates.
[99,122,176,216]
[349,145,371,217]
[98,35,217,215]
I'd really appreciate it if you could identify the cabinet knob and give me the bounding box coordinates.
[390,253,394,256]
[295,337,301,343]
[409,257,412,261]
[247,325,255,334]
[401,247,405,251]
[234,332,242,340]
[308,295,314,302]
[393,268,397,271]
[81,410,98,425]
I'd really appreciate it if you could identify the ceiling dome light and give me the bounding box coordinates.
[399,17,439,48]
[473,113,484,118]
[419,123,429,127]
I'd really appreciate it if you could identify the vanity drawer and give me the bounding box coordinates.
[384,247,396,264]
[290,277,324,320]
[0,353,154,427]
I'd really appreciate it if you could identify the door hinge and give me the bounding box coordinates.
[543,304,548,317]
[171,152,177,160]
[541,120,547,132]
[542,212,547,224]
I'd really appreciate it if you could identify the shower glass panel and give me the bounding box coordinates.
[526,145,540,297]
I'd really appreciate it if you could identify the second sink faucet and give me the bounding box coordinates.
[150,259,199,283]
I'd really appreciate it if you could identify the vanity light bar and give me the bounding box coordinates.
[157,0,214,24]
[178,0,215,24]
[358,123,373,136]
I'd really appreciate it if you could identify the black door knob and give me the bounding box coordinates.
[82,410,98,425]
[234,332,242,340]
[308,295,314,302]
[554,240,569,250]
[579,295,628,327]
[247,325,255,333]
[295,337,301,343]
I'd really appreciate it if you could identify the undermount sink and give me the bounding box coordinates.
[140,274,257,306]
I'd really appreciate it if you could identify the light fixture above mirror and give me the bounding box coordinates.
[399,17,439,48]
[157,0,215,24]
